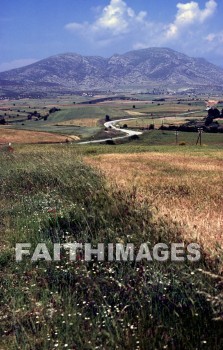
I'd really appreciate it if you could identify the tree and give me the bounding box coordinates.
[213,108,220,118]
[0,117,6,125]
[49,107,60,114]
[206,108,220,126]
[205,115,213,126]
[105,139,115,145]
[208,108,220,118]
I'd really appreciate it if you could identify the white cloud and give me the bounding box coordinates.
[94,0,130,34]
[65,22,87,31]
[93,0,147,35]
[64,0,220,60]
[204,31,223,61]
[205,31,223,44]
[0,58,38,72]
[166,0,217,39]
[205,33,216,42]
[65,0,148,38]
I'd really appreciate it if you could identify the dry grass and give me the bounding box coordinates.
[98,100,150,105]
[125,110,147,116]
[53,118,99,127]
[123,116,205,128]
[139,104,200,113]
[0,127,79,144]
[85,152,223,264]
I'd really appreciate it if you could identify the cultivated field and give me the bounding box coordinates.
[85,150,223,265]
[1,93,221,142]
[0,127,79,144]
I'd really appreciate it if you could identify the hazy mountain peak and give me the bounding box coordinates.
[1,47,223,95]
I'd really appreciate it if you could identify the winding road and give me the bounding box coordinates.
[78,118,142,145]
[78,110,203,145]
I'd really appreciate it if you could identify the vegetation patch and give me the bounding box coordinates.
[0,147,222,349]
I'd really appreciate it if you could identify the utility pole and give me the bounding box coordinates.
[196,127,203,146]
[175,130,179,145]
[161,119,164,134]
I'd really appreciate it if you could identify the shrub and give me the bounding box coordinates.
[105,139,115,145]
[129,134,139,141]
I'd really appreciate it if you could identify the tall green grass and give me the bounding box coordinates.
[0,148,222,349]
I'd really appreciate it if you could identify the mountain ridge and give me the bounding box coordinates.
[1,47,223,95]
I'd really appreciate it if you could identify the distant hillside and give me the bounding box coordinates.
[1,48,223,95]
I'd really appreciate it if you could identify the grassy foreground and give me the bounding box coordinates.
[0,145,223,349]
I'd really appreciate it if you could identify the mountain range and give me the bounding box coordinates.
[1,47,223,95]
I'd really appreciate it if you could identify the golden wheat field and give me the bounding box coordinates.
[85,151,223,264]
[52,118,100,127]
[0,128,79,144]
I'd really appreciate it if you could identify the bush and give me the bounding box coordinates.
[105,139,115,145]
[0,117,6,125]
[129,134,139,140]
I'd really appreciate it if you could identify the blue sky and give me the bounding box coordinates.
[0,0,223,71]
